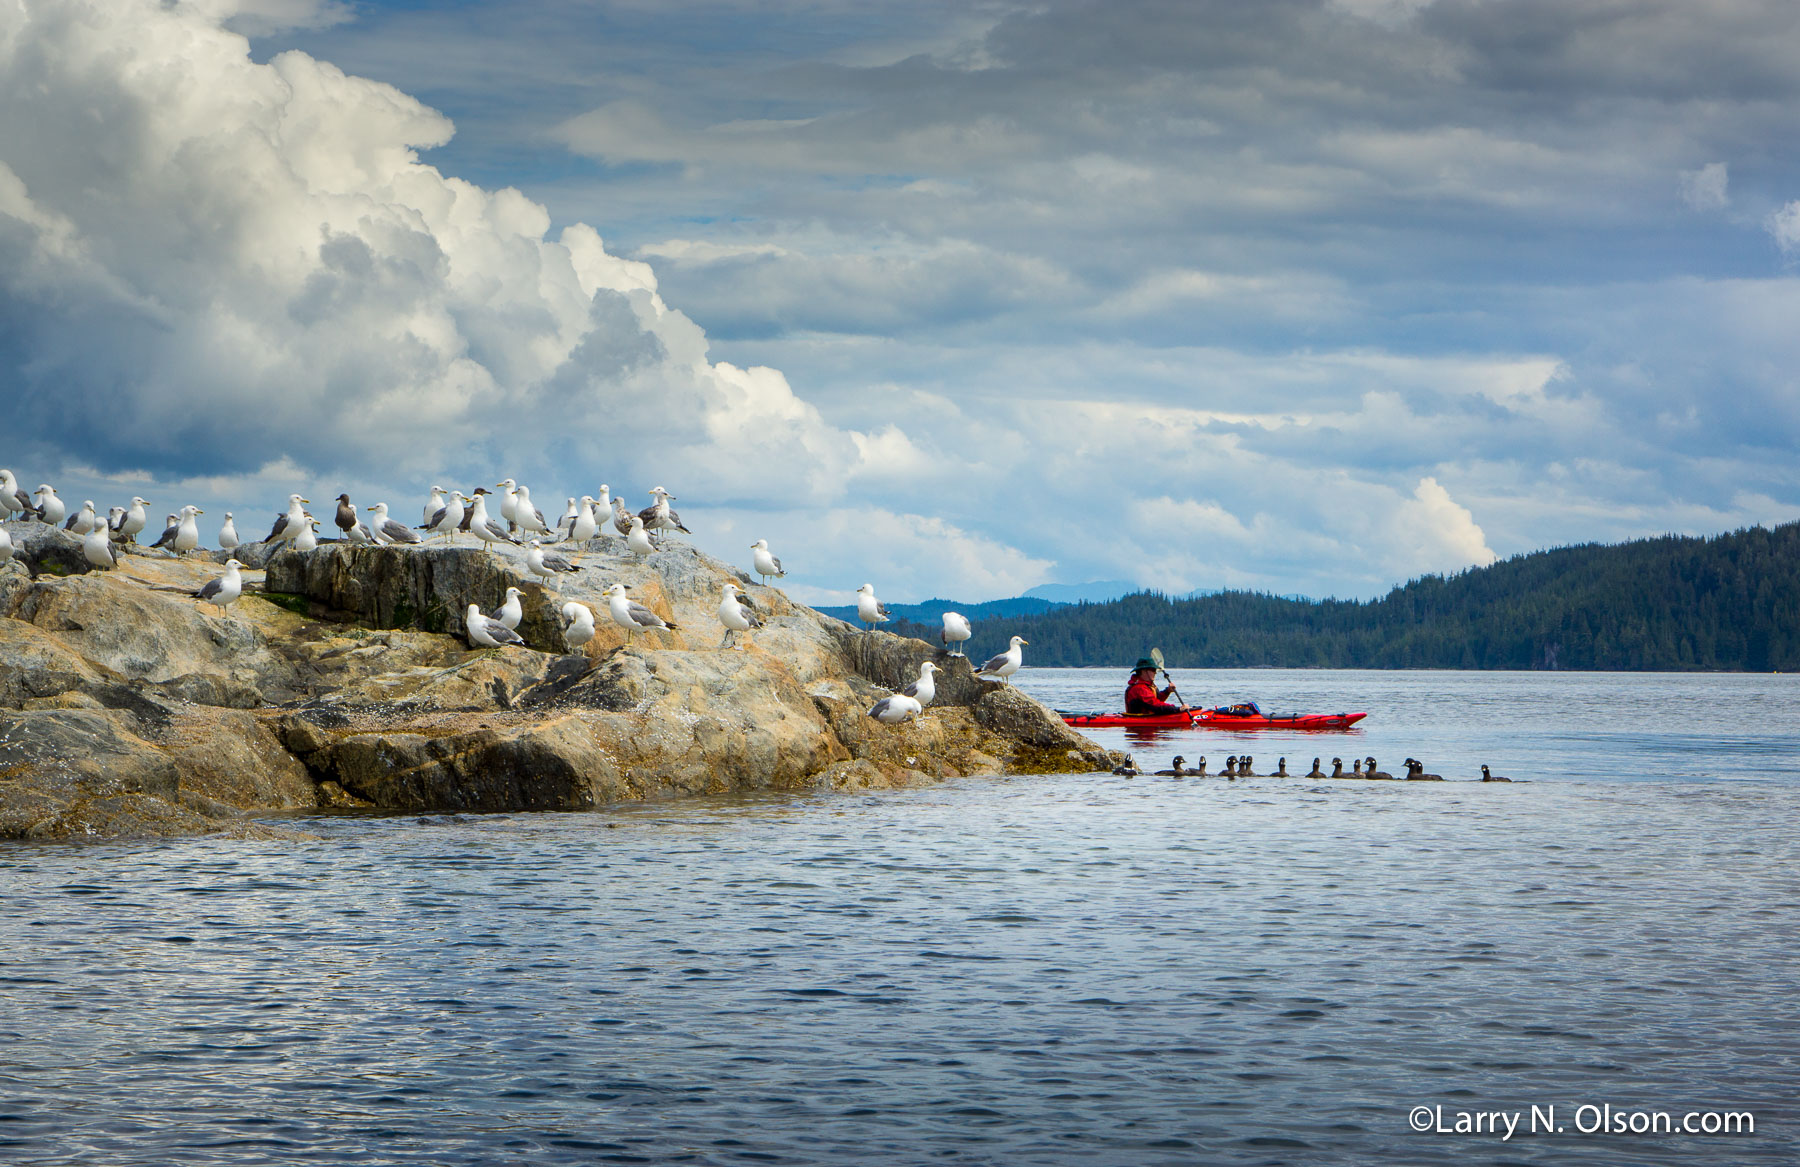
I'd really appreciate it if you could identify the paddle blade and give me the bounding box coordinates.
[1151,647,1166,671]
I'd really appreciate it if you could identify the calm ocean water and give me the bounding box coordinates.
[3,669,1798,1165]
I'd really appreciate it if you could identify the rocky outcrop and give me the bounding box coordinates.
[1,520,1120,839]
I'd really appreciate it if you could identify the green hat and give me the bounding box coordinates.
[1133,658,1157,672]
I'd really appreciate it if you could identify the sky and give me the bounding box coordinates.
[4,0,1799,604]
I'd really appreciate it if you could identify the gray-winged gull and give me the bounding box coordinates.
[193,559,244,616]
[367,503,421,545]
[605,582,679,645]
[497,586,526,631]
[899,660,937,706]
[149,513,180,550]
[551,497,578,543]
[867,692,923,725]
[514,485,552,538]
[65,500,98,535]
[625,514,656,558]
[464,491,522,551]
[497,478,521,533]
[0,470,36,521]
[171,505,204,556]
[975,636,1028,684]
[638,486,690,542]
[525,539,580,583]
[560,601,596,652]
[33,485,66,527]
[421,490,466,542]
[718,582,762,648]
[569,495,599,544]
[263,495,309,544]
[751,539,785,586]
[855,584,890,631]
[423,486,446,529]
[82,520,116,570]
[464,603,526,649]
[119,497,148,542]
[940,611,972,656]
[218,513,239,552]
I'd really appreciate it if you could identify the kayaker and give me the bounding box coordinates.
[1125,659,1184,716]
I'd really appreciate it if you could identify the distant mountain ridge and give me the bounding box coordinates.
[877,522,1800,671]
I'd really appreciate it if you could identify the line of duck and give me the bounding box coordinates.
[1120,754,1512,782]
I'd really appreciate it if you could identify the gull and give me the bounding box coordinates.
[514,484,552,538]
[106,506,126,538]
[1,470,39,521]
[867,692,923,726]
[65,500,99,535]
[218,513,239,552]
[560,601,597,652]
[591,486,613,537]
[33,485,66,527]
[898,660,937,707]
[193,559,244,617]
[292,515,319,553]
[551,496,579,543]
[611,496,634,538]
[605,582,678,645]
[423,485,446,529]
[750,539,785,586]
[496,585,526,631]
[148,513,180,550]
[497,478,521,533]
[333,494,361,541]
[940,612,972,656]
[265,494,310,544]
[975,636,1028,684]
[465,490,522,551]
[525,538,581,583]
[638,486,690,541]
[0,526,11,559]
[172,505,204,556]
[719,582,762,648]
[464,602,526,649]
[118,497,149,543]
[855,584,890,631]
[422,490,467,542]
[82,520,116,570]
[569,495,599,544]
[626,514,656,558]
[367,503,422,545]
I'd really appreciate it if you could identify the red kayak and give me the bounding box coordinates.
[1061,702,1366,731]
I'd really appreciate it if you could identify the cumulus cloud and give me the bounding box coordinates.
[0,0,902,512]
[1768,200,1800,253]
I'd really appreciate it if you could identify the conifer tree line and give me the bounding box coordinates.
[897,522,1800,671]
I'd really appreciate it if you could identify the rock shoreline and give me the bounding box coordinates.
[0,521,1121,840]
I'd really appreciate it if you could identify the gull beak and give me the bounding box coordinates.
[299,497,310,504]
[366,505,377,511]
[195,508,205,514]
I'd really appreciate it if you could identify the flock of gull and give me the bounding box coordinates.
[1,468,1028,727]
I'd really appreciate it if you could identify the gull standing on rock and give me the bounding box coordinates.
[334,494,362,542]
[464,603,526,649]
[423,486,446,529]
[975,636,1028,684]
[65,500,98,535]
[551,497,578,543]
[514,485,552,539]
[265,495,309,544]
[119,498,148,543]
[569,495,599,544]
[525,539,581,583]
[82,519,117,570]
[422,490,466,542]
[718,583,762,648]
[592,487,613,538]
[217,513,239,552]
[367,503,421,545]
[193,559,244,617]
[465,490,522,552]
[0,470,37,521]
[605,582,678,645]
[496,478,521,533]
[855,584,890,631]
[899,661,937,707]
[292,515,320,553]
[940,612,972,656]
[611,495,633,537]
[626,514,657,559]
[172,505,204,556]
[106,506,126,539]
[751,540,785,586]
[149,513,180,550]
[638,487,690,542]
[34,485,66,527]
[560,601,597,652]
[496,586,526,631]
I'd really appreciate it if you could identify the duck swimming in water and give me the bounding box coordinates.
[1404,758,1444,781]
[1480,765,1511,782]
[1275,757,1290,777]
[1190,756,1207,777]
[1239,755,1256,777]
[1222,755,1238,779]
[1307,757,1327,779]
[1154,756,1191,777]
[1351,758,1362,777]
[1364,757,1394,780]
[1330,757,1345,778]
[1112,755,1140,777]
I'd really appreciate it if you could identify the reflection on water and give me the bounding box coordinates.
[2,670,1799,1165]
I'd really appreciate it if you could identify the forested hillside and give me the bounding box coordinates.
[893,522,1800,670]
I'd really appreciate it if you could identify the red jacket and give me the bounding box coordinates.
[1126,675,1180,715]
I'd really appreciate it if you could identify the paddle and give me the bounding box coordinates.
[1150,647,1186,710]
